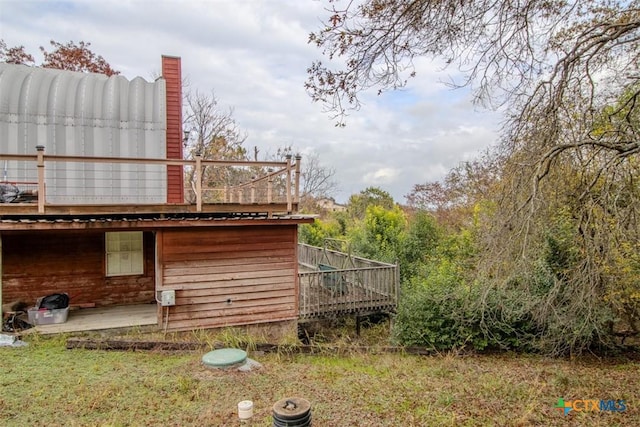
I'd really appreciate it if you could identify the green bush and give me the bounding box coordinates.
[391,209,618,355]
[299,218,341,247]
[393,283,472,350]
[398,211,440,282]
[393,278,544,353]
[348,204,407,263]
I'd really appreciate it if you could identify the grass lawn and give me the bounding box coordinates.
[0,331,638,426]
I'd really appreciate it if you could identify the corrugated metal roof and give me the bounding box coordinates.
[0,63,167,204]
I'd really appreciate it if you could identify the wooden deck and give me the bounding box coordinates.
[30,304,158,335]
[0,151,302,215]
[298,243,399,320]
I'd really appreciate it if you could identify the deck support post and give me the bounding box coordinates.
[36,145,45,213]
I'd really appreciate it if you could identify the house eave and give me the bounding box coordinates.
[0,212,316,232]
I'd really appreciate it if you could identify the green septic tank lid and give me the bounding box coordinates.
[202,348,247,368]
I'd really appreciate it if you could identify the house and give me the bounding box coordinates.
[0,57,314,335]
[316,197,347,213]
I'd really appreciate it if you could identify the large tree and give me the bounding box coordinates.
[269,146,338,211]
[405,152,498,229]
[307,0,639,208]
[347,186,395,219]
[182,89,248,202]
[307,1,639,130]
[307,1,640,354]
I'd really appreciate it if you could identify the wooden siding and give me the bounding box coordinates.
[162,55,184,203]
[157,225,298,331]
[1,231,155,307]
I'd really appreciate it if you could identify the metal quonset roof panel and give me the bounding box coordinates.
[0,63,167,204]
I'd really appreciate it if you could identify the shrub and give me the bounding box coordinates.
[299,218,341,247]
[393,283,470,350]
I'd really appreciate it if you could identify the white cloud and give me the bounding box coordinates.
[0,0,501,203]
[363,167,400,184]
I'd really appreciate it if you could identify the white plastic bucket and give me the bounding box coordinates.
[238,400,254,420]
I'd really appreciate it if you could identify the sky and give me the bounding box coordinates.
[0,0,502,204]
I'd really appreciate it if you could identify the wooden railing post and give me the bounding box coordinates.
[195,152,202,211]
[294,154,301,210]
[36,145,45,213]
[267,176,273,204]
[250,177,256,203]
[286,154,292,213]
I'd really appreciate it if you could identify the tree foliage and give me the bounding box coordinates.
[299,186,403,263]
[397,210,440,281]
[299,217,343,247]
[347,186,395,219]
[308,0,640,355]
[307,1,639,130]
[40,40,119,76]
[0,40,35,65]
[406,153,498,229]
[348,204,406,263]
[1,39,118,76]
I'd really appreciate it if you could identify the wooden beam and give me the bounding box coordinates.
[65,338,446,356]
[0,217,313,232]
[66,338,209,351]
[0,202,297,216]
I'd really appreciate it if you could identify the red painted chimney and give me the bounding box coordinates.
[162,55,184,203]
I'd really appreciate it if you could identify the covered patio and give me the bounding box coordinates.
[13,242,399,336]
[29,304,157,335]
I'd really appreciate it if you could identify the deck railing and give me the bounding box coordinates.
[0,147,301,214]
[297,243,399,320]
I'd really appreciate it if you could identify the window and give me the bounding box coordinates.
[105,231,144,276]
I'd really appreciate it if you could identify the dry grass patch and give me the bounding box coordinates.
[0,333,638,426]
